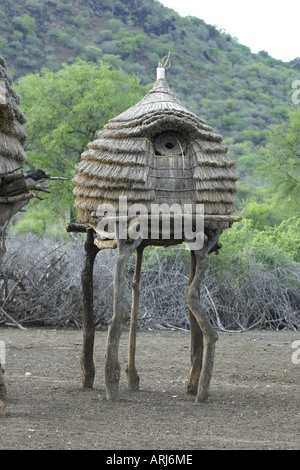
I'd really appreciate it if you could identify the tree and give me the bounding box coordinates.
[114,28,147,58]
[12,14,36,35]
[260,107,300,216]
[16,60,150,218]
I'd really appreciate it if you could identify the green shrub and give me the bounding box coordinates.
[82,45,103,62]
[73,12,90,27]
[25,0,44,15]
[12,14,36,35]
[219,218,300,265]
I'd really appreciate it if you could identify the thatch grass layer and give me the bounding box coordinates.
[0,56,27,175]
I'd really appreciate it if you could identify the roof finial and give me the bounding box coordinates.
[157,52,171,80]
[158,52,171,69]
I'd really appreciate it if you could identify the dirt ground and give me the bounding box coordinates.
[0,327,299,450]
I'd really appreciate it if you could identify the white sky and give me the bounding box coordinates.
[159,0,299,62]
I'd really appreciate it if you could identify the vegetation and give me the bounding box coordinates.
[258,107,300,216]
[1,232,299,331]
[15,60,149,217]
[0,0,297,222]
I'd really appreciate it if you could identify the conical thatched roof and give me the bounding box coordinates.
[0,57,27,177]
[73,67,238,228]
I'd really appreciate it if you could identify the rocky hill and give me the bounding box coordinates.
[1,0,299,204]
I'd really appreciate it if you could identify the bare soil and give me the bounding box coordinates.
[0,327,299,450]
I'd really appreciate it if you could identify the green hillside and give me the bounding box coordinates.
[1,0,297,124]
[1,0,299,221]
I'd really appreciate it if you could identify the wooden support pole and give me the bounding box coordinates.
[66,223,87,233]
[126,244,144,391]
[105,226,142,401]
[185,229,222,402]
[81,228,99,389]
[94,237,117,250]
[0,192,36,204]
[187,251,204,395]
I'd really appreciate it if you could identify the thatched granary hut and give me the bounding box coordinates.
[0,56,28,415]
[0,56,30,271]
[70,62,241,403]
[0,57,63,265]
[0,56,63,300]
[73,67,238,232]
[0,56,65,415]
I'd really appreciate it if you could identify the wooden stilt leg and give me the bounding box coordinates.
[105,231,142,402]
[185,229,222,402]
[81,228,99,389]
[126,244,144,391]
[187,251,204,395]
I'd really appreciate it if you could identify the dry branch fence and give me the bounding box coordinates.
[0,233,299,331]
